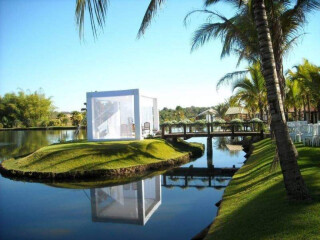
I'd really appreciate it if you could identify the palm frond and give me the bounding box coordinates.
[75,0,108,39]
[205,0,242,8]
[216,70,248,90]
[137,0,165,38]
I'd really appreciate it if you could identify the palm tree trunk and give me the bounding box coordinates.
[303,98,307,121]
[307,95,311,123]
[252,0,310,201]
[271,4,286,106]
[294,106,298,121]
[259,101,264,121]
[298,109,301,121]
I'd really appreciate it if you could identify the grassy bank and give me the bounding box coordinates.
[206,139,320,240]
[0,139,203,176]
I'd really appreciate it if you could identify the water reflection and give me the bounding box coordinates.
[91,176,161,225]
[213,137,243,157]
[0,134,245,240]
[163,167,232,189]
[0,130,86,162]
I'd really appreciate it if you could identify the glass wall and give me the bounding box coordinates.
[141,96,154,137]
[91,95,135,140]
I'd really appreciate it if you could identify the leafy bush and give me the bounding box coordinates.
[249,118,263,123]
[40,120,49,127]
[48,119,61,127]
[230,118,244,123]
[213,118,226,124]
[179,119,192,125]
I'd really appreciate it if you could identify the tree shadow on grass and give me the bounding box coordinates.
[207,142,320,240]
[207,180,320,240]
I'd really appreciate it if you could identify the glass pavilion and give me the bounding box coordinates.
[86,89,159,141]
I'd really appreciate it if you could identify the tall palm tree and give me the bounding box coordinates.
[186,0,319,102]
[252,0,310,200]
[74,0,314,200]
[228,63,267,120]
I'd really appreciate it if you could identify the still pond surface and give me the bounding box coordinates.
[0,130,245,240]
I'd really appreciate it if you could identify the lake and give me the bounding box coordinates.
[0,130,245,240]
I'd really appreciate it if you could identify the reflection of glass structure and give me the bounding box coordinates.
[87,89,159,141]
[90,176,161,225]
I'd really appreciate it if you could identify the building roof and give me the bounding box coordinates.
[225,107,248,115]
[197,108,217,117]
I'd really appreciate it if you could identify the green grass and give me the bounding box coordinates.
[206,139,320,240]
[1,139,203,173]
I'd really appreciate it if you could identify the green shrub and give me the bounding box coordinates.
[250,118,263,123]
[48,119,61,126]
[213,118,226,124]
[230,118,243,123]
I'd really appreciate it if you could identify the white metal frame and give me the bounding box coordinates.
[86,89,159,141]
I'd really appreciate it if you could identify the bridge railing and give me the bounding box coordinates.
[160,122,266,138]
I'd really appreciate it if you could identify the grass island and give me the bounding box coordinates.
[0,139,204,180]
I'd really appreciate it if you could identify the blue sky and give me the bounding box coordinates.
[1,0,319,112]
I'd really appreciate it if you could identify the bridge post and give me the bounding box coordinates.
[207,123,211,136]
[207,153,213,169]
[231,124,235,139]
[163,174,167,186]
[207,137,213,156]
[169,126,172,134]
[183,124,187,140]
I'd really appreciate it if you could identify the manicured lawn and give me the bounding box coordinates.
[1,139,203,173]
[206,139,320,240]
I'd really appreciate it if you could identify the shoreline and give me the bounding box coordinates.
[0,126,86,131]
[0,153,193,181]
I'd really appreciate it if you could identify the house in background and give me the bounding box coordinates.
[286,106,319,123]
[86,89,159,141]
[225,107,249,120]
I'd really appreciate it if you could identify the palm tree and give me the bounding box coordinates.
[228,63,267,120]
[186,0,319,102]
[214,101,229,119]
[74,0,314,200]
[252,0,310,200]
[285,78,302,121]
[287,59,320,122]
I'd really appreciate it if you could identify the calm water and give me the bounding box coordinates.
[0,130,245,240]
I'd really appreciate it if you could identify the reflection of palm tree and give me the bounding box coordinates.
[214,137,230,151]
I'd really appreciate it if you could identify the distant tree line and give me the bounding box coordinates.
[0,90,85,128]
[160,106,214,123]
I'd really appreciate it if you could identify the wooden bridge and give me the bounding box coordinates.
[162,165,238,188]
[161,122,265,140]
